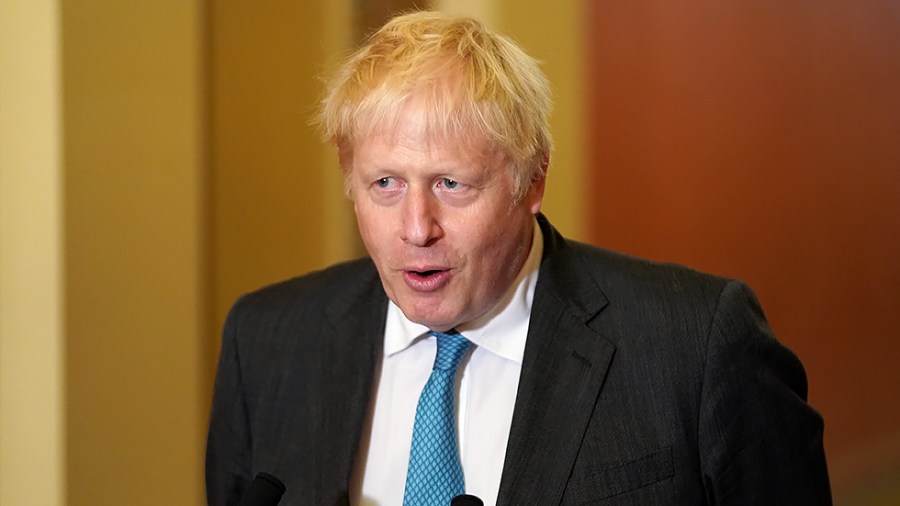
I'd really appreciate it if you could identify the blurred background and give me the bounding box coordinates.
[1,0,897,504]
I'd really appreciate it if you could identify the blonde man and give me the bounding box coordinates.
[207,11,830,505]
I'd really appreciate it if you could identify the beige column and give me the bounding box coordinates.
[0,1,66,504]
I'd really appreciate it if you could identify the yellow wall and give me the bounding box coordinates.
[60,1,207,504]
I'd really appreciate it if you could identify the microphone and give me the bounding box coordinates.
[238,472,286,506]
[451,494,484,506]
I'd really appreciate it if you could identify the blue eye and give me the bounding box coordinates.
[376,177,393,188]
[443,178,460,189]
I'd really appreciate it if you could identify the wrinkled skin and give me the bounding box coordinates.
[350,107,545,331]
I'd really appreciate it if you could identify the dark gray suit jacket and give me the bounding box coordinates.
[206,215,831,505]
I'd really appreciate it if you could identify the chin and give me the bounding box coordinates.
[409,312,450,329]
[404,307,459,331]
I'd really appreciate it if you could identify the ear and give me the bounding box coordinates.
[527,156,549,214]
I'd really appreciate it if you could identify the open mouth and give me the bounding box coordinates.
[410,269,444,278]
[403,268,452,291]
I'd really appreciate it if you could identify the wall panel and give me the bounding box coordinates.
[62,1,206,503]
[584,0,900,499]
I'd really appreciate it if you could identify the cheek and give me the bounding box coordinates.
[462,228,513,275]
[354,201,378,235]
[355,207,399,263]
[354,206,381,249]
[476,214,531,267]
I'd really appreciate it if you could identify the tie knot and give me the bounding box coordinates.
[429,330,472,371]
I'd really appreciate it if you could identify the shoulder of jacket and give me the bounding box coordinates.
[231,257,379,315]
[564,239,733,304]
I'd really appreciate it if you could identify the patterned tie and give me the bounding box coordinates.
[403,330,473,506]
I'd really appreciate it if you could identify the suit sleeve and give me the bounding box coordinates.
[206,299,253,506]
[698,280,832,504]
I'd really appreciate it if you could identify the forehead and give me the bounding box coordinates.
[353,100,498,163]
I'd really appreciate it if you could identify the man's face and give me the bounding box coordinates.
[350,109,544,332]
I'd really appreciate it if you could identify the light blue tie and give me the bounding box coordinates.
[403,330,473,506]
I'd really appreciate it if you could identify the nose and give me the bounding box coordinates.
[401,187,443,247]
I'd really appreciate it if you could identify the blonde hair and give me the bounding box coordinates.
[317,10,552,202]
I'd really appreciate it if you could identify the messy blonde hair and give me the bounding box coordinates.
[317,10,552,202]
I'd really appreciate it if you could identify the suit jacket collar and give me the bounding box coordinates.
[497,214,617,505]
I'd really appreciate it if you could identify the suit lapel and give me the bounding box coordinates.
[497,216,616,505]
[314,271,387,505]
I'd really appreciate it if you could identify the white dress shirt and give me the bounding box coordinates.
[351,219,543,506]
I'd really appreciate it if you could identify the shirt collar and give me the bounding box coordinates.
[384,217,543,364]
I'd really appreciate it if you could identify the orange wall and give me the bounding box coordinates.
[584,0,900,497]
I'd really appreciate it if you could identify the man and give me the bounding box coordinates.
[206,11,831,505]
